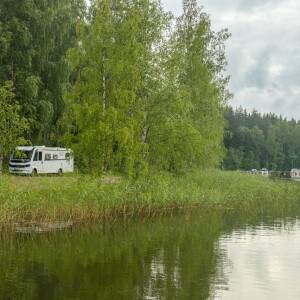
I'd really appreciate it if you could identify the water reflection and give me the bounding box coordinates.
[212,217,300,300]
[0,213,300,299]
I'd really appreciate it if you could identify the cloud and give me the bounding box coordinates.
[203,0,300,119]
[161,0,300,119]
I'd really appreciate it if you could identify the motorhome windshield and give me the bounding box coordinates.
[11,149,33,162]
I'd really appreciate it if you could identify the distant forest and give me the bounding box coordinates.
[223,106,300,171]
[0,0,297,176]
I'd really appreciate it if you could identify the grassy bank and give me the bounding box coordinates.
[1,170,300,229]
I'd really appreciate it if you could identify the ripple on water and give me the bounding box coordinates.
[212,218,300,300]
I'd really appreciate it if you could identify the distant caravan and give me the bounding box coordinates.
[9,146,74,175]
[290,168,300,179]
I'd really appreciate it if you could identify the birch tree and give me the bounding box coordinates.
[173,0,231,168]
[61,0,165,176]
[146,0,231,173]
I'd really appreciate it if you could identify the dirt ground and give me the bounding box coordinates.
[3,174,121,188]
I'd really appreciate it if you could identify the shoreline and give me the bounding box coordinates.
[1,170,300,231]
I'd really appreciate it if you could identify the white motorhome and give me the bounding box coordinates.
[9,146,74,175]
[290,168,300,179]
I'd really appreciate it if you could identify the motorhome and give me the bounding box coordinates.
[290,168,300,179]
[9,146,73,175]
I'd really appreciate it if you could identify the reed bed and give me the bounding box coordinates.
[0,170,300,230]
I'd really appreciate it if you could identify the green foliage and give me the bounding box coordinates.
[223,106,300,171]
[174,1,230,168]
[0,0,86,145]
[60,0,231,176]
[0,81,29,174]
[142,0,231,173]
[1,0,232,176]
[61,0,168,176]
[222,147,244,170]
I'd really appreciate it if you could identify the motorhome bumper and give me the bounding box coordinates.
[9,168,31,174]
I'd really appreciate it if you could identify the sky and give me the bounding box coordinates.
[162,0,300,120]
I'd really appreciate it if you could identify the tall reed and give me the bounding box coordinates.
[1,170,300,229]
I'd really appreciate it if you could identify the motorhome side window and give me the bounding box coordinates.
[45,153,51,160]
[33,151,42,161]
[65,152,71,161]
[33,151,38,161]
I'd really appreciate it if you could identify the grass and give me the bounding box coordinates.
[1,170,300,230]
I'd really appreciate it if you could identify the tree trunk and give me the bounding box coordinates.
[0,153,3,176]
[141,125,148,143]
[102,47,108,173]
[102,47,107,116]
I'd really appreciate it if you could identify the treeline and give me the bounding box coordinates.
[0,0,86,173]
[223,106,300,171]
[0,0,231,176]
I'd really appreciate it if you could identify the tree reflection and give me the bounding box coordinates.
[0,212,231,299]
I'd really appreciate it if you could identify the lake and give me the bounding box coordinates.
[1,211,300,299]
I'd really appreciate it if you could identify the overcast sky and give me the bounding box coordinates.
[162,0,300,120]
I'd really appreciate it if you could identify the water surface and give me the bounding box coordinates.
[212,217,300,300]
[1,212,300,299]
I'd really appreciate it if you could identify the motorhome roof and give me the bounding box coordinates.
[16,146,34,151]
[15,146,70,151]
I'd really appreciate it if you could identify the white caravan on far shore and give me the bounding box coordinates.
[9,146,74,175]
[290,168,300,179]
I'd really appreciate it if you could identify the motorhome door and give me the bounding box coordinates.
[31,149,43,173]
